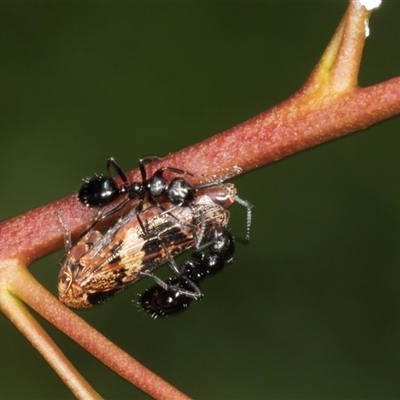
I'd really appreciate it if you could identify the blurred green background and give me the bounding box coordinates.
[1,2,400,399]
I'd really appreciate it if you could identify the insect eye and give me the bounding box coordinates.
[58,272,71,286]
[57,270,73,296]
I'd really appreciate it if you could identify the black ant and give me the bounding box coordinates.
[139,226,235,318]
[78,156,218,234]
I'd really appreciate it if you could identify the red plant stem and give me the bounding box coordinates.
[169,78,400,178]
[0,264,102,400]
[3,261,191,400]
[1,76,399,266]
[0,1,397,265]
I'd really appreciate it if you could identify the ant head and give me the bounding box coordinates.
[209,228,235,261]
[167,177,195,206]
[78,176,121,207]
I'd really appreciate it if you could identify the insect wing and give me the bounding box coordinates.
[59,193,230,308]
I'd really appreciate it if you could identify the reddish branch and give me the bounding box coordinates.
[0,1,398,399]
[2,73,400,264]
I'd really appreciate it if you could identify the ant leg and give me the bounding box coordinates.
[153,166,194,178]
[97,196,148,237]
[194,210,206,248]
[157,234,181,276]
[194,180,223,192]
[133,200,149,237]
[140,155,195,178]
[98,197,131,221]
[83,197,147,238]
[186,211,215,252]
[81,195,131,236]
[232,194,253,242]
[107,157,129,188]
[140,272,172,290]
[216,183,253,242]
[145,194,198,236]
[78,208,106,237]
[140,156,163,164]
[139,272,202,300]
[156,231,203,298]
[139,156,163,181]
[157,203,200,245]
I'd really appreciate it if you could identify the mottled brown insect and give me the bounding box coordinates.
[58,184,240,308]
